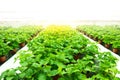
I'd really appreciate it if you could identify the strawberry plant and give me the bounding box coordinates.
[0,40,11,57]
[0,25,43,64]
[0,25,120,80]
[77,25,120,53]
[112,41,120,49]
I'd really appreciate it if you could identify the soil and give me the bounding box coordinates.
[74,53,85,60]
[0,56,6,63]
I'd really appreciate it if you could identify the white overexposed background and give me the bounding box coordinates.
[0,0,120,26]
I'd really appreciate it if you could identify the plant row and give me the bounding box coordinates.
[0,25,43,64]
[76,25,120,54]
[0,25,119,80]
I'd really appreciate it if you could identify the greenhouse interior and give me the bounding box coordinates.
[0,0,120,80]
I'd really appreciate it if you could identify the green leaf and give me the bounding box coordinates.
[19,72,26,78]
[6,77,14,80]
[38,73,46,80]
[49,70,58,76]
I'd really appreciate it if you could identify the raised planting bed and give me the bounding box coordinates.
[0,25,120,80]
[76,25,120,55]
[0,25,43,65]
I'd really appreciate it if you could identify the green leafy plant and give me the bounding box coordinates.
[0,69,20,80]
[102,35,115,44]
[0,40,11,56]
[0,25,43,64]
[112,41,120,49]
[0,25,120,80]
